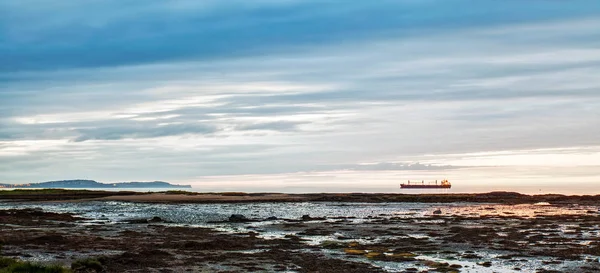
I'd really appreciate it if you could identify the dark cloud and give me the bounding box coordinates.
[3,1,600,72]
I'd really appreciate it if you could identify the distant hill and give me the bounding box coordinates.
[0,180,192,189]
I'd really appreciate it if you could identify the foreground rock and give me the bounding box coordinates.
[2,200,600,273]
[228,214,250,222]
[1,209,384,273]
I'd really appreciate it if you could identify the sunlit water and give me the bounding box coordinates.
[2,185,597,194]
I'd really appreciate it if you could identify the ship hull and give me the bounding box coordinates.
[400,185,451,189]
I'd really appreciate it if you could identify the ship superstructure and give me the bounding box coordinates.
[400,179,451,189]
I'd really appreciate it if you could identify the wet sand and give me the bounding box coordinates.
[3,190,600,204]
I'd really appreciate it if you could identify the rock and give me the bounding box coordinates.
[284,234,306,242]
[320,240,345,249]
[298,228,332,236]
[433,209,442,215]
[462,253,482,259]
[229,214,249,222]
[149,216,164,223]
[344,249,367,255]
[365,252,383,259]
[265,216,278,221]
[301,214,325,221]
[478,261,492,267]
[126,218,149,224]
[29,234,68,244]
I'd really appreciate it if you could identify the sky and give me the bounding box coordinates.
[2,0,600,194]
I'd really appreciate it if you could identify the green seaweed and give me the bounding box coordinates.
[0,260,70,273]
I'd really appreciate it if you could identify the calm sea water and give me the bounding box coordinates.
[1,184,599,195]
[2,177,600,196]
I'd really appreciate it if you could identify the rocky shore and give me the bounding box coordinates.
[1,191,600,272]
[0,208,383,272]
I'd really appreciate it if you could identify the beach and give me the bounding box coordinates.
[1,190,600,272]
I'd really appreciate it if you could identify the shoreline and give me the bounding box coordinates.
[1,197,599,272]
[1,189,600,204]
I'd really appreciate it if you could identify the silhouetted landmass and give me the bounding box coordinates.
[0,179,191,189]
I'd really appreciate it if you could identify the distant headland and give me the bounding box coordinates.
[0,179,192,189]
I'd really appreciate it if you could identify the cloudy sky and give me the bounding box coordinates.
[2,1,600,193]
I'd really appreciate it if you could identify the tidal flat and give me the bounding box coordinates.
[1,192,600,272]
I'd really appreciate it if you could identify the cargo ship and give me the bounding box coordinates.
[400,179,451,189]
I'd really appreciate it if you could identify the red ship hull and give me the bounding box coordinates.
[400,184,451,189]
